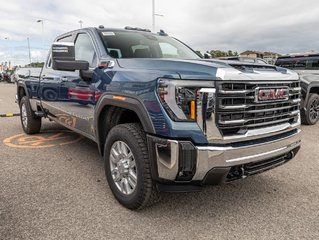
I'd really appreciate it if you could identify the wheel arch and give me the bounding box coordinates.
[95,94,155,156]
[17,83,28,104]
[309,86,319,95]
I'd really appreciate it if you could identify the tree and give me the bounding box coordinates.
[210,50,226,58]
[25,62,45,68]
[208,49,239,58]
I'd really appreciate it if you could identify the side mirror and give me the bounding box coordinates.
[52,42,89,71]
[203,53,212,59]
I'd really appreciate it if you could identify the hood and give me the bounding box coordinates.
[117,58,226,80]
[116,58,299,81]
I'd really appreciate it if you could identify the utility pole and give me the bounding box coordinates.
[79,20,83,28]
[27,38,32,64]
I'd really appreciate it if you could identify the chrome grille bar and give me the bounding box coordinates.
[216,81,301,136]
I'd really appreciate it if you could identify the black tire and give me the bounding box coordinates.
[19,96,42,134]
[104,123,160,210]
[302,93,319,125]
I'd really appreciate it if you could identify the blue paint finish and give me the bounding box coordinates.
[23,28,222,145]
[92,59,215,144]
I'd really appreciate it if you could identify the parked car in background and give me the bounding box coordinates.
[218,56,268,64]
[275,54,319,125]
[12,68,42,83]
[0,72,10,82]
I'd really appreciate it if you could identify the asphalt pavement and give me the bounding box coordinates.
[0,83,318,240]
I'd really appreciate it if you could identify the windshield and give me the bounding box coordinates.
[99,30,200,59]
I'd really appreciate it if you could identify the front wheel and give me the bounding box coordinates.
[302,93,319,125]
[104,123,159,210]
[20,96,42,134]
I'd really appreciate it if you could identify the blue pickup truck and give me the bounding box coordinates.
[17,26,301,209]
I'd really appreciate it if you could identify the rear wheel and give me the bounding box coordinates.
[104,123,160,210]
[302,93,319,125]
[19,96,42,134]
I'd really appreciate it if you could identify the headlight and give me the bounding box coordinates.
[157,78,214,122]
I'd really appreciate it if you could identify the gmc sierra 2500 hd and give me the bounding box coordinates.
[16,26,301,209]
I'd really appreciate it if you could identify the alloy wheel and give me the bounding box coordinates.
[109,141,137,195]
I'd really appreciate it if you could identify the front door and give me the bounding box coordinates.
[39,32,98,138]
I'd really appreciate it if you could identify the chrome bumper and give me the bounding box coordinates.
[153,129,301,182]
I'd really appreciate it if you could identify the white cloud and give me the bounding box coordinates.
[0,0,319,65]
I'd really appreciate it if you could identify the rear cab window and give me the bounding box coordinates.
[275,54,319,70]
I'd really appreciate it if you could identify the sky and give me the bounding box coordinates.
[0,0,319,66]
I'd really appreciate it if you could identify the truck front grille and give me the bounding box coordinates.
[216,81,301,136]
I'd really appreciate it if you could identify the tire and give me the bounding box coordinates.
[104,123,160,210]
[19,96,42,134]
[302,93,319,125]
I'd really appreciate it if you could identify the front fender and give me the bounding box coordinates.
[94,93,155,155]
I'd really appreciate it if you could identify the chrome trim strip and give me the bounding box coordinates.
[219,104,248,109]
[219,99,300,109]
[156,140,179,180]
[196,88,223,141]
[221,105,299,114]
[219,89,253,94]
[290,87,301,91]
[219,111,298,125]
[219,119,246,124]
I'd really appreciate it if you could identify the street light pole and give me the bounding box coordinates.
[4,37,12,68]
[36,19,45,62]
[36,19,44,50]
[152,0,155,32]
[27,38,32,64]
[152,0,163,32]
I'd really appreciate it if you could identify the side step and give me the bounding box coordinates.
[34,111,45,117]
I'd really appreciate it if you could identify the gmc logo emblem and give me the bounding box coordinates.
[255,87,289,102]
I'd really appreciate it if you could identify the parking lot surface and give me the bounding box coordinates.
[0,83,319,240]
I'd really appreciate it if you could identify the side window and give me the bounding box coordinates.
[294,59,306,69]
[276,59,294,69]
[47,35,73,68]
[57,35,73,42]
[107,48,122,58]
[306,58,319,70]
[75,33,97,67]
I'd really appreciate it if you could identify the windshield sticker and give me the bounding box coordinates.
[102,32,115,36]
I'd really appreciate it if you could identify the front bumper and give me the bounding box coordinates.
[148,128,301,186]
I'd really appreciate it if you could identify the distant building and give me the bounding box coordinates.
[263,52,281,65]
[239,50,281,64]
[0,61,12,71]
[240,50,264,59]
